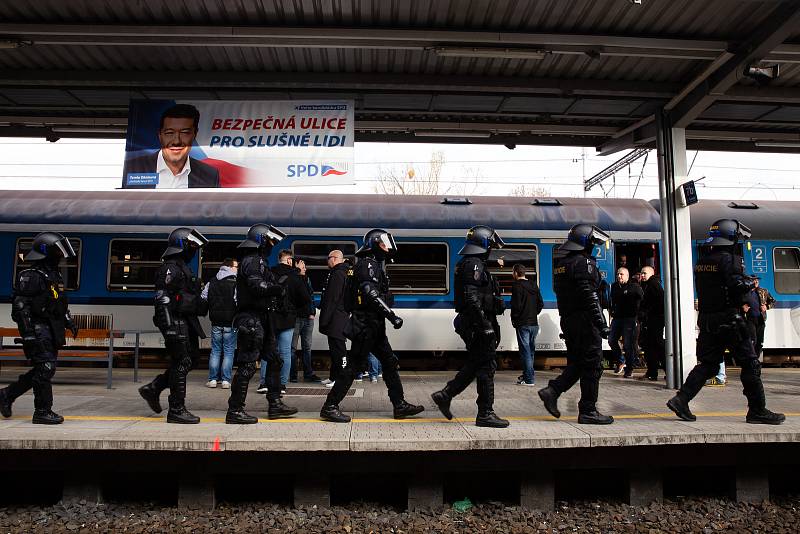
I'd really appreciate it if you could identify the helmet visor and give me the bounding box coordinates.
[264,225,287,245]
[53,236,77,259]
[185,229,209,249]
[378,232,397,253]
[490,230,505,249]
[737,222,752,241]
[588,226,611,246]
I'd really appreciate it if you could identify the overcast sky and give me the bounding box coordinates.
[1,137,799,202]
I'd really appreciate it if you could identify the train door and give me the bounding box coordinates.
[613,242,660,279]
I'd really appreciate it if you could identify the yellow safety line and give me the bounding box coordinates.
[3,412,798,424]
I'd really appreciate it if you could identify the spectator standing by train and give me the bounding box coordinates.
[638,266,664,381]
[510,264,543,386]
[201,258,238,389]
[318,250,349,388]
[290,259,321,383]
[609,267,643,378]
[751,276,775,357]
[269,250,312,392]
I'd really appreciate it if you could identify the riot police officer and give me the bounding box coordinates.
[667,219,784,425]
[320,229,424,423]
[227,223,297,422]
[0,232,78,424]
[538,224,614,425]
[431,225,509,428]
[138,227,209,424]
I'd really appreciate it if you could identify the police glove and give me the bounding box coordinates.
[481,318,495,337]
[389,314,404,330]
[599,325,610,339]
[70,325,79,339]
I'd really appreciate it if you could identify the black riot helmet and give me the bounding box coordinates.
[356,229,397,259]
[24,232,76,264]
[458,225,505,256]
[560,224,611,253]
[162,227,208,261]
[237,224,286,256]
[704,218,752,246]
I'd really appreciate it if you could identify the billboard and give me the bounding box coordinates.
[122,100,354,188]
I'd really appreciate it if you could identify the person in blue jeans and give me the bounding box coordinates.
[201,259,238,388]
[367,353,382,382]
[510,264,544,385]
[290,259,322,383]
[262,249,312,392]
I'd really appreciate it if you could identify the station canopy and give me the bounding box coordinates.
[0,0,799,154]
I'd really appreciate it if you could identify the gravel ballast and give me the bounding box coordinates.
[1,497,798,533]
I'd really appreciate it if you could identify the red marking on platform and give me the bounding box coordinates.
[212,436,221,451]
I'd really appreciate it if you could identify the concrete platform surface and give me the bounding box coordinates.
[0,367,798,452]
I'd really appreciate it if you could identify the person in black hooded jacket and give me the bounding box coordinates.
[511,264,544,386]
[269,249,312,391]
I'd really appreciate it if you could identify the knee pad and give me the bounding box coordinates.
[175,354,193,375]
[33,361,56,381]
[741,357,761,378]
[238,361,257,379]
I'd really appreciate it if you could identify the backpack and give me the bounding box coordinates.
[269,274,294,315]
[342,265,359,313]
[207,275,237,326]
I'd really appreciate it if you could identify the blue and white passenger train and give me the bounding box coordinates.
[0,190,798,356]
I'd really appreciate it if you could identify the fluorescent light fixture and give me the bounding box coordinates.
[52,127,127,134]
[413,130,492,138]
[433,47,548,60]
[753,141,800,148]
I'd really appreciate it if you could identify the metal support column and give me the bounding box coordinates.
[655,112,696,387]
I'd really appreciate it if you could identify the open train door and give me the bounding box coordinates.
[612,241,660,279]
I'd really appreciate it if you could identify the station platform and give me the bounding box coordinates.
[1,367,798,509]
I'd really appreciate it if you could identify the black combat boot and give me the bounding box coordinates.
[320,404,351,423]
[32,409,64,425]
[746,408,785,425]
[537,386,561,419]
[431,389,453,420]
[577,410,614,425]
[0,389,12,419]
[139,383,163,414]
[166,406,200,424]
[393,400,424,419]
[268,398,298,420]
[666,395,696,422]
[476,410,510,428]
[225,410,258,424]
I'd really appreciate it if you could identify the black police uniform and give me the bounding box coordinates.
[0,263,76,424]
[146,256,207,421]
[677,249,765,408]
[228,251,285,418]
[325,255,406,409]
[549,251,606,416]
[445,256,504,416]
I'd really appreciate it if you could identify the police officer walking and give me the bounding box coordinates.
[0,232,78,424]
[538,224,614,425]
[226,224,297,423]
[431,225,509,428]
[320,229,424,423]
[667,219,784,425]
[139,227,209,424]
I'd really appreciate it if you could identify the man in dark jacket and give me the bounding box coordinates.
[608,267,643,378]
[318,250,349,387]
[638,265,664,381]
[290,259,321,383]
[201,258,238,388]
[266,249,312,392]
[511,264,544,386]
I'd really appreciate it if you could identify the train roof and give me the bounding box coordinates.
[650,199,800,241]
[0,190,661,237]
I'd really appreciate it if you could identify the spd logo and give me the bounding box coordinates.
[287,164,349,178]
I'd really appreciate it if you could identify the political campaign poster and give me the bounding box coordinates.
[122,100,354,189]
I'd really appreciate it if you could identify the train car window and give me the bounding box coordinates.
[14,237,82,291]
[773,247,800,294]
[199,241,240,283]
[108,240,164,291]
[488,244,538,295]
[292,241,357,293]
[387,242,449,294]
